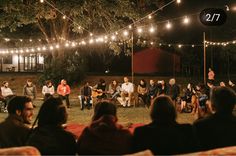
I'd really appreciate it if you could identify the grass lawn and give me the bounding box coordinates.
[0,99,196,126]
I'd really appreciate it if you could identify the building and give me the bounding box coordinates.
[0,53,44,72]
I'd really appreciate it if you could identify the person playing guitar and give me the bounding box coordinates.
[92,79,107,99]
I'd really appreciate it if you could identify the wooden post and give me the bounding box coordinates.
[203,32,206,84]
[18,53,20,72]
[131,31,134,84]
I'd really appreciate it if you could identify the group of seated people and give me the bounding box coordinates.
[0,79,72,112]
[79,77,181,110]
[0,86,235,155]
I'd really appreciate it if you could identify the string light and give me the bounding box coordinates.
[137,28,143,33]
[148,15,152,19]
[178,44,182,48]
[40,0,44,3]
[55,44,60,49]
[149,26,155,33]
[128,25,132,29]
[89,39,94,44]
[183,16,190,24]
[123,30,129,36]
[177,0,181,4]
[111,35,116,41]
[166,21,172,29]
[62,15,66,19]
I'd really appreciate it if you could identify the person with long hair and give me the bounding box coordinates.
[77,101,132,155]
[137,79,147,106]
[26,97,76,155]
[133,95,196,155]
[108,80,121,100]
[42,80,55,101]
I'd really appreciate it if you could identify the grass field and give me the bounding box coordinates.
[0,99,196,126]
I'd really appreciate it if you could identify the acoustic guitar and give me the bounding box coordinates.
[92,89,107,98]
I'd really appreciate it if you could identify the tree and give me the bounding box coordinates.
[0,0,145,83]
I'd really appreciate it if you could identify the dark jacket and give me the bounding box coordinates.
[0,114,30,148]
[27,125,77,155]
[77,115,133,155]
[133,121,196,155]
[147,84,158,97]
[166,84,180,100]
[80,86,92,97]
[193,113,236,151]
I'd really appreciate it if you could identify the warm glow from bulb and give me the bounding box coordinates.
[42,47,46,51]
[71,42,76,47]
[123,30,129,36]
[183,16,190,24]
[111,35,116,40]
[89,39,94,44]
[166,22,172,29]
[137,28,143,33]
[177,0,181,4]
[50,46,54,50]
[65,43,69,47]
[40,0,44,3]
[37,47,41,51]
[178,44,182,48]
[128,25,132,29]
[62,15,66,19]
[192,45,195,47]
[56,44,60,49]
[149,27,155,33]
[148,15,152,19]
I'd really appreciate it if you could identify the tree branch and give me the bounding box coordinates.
[37,18,50,43]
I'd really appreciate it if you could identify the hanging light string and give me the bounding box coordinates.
[42,0,91,34]
[0,0,177,43]
[205,40,236,46]
[0,14,218,54]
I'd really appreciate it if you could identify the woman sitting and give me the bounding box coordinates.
[77,101,133,155]
[133,95,196,155]
[26,97,77,155]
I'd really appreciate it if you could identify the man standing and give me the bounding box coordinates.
[119,77,134,107]
[57,79,71,108]
[80,82,92,110]
[0,96,34,148]
[208,68,215,84]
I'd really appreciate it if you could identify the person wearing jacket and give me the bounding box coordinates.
[77,101,133,155]
[57,79,71,108]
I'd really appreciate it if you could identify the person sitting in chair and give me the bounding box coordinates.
[42,80,55,101]
[92,79,107,100]
[80,82,92,110]
[108,80,121,100]
[118,77,134,107]
[0,81,14,112]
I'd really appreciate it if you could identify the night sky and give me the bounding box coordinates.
[159,0,236,43]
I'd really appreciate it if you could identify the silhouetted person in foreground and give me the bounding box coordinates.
[27,97,76,155]
[77,101,133,155]
[193,86,236,151]
[133,95,196,155]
